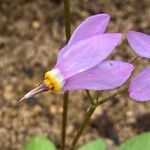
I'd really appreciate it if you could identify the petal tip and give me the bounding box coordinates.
[102,13,110,20]
[96,13,110,19]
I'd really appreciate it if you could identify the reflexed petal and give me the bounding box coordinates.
[57,14,110,63]
[56,33,122,78]
[68,13,110,45]
[63,60,134,90]
[127,31,150,58]
[129,68,150,101]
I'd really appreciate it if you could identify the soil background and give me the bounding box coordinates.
[0,0,150,149]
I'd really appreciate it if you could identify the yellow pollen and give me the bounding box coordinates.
[44,71,62,92]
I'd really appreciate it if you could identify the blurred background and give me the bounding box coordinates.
[0,0,150,149]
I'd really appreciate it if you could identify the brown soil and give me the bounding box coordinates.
[0,0,150,149]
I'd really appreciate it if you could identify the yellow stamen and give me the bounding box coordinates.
[44,69,64,92]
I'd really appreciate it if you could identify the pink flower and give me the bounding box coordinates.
[127,31,150,101]
[20,14,134,101]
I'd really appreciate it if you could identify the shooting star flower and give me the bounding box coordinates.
[20,14,134,101]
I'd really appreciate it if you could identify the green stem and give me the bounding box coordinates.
[61,0,71,150]
[61,91,69,150]
[94,91,101,100]
[70,87,127,150]
[96,86,127,106]
[70,105,96,150]
[63,0,71,41]
[85,90,94,105]
[129,55,139,63]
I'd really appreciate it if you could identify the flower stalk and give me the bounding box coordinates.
[70,104,96,150]
[70,86,127,149]
[61,0,71,150]
[85,90,95,105]
[63,0,71,41]
[61,91,69,150]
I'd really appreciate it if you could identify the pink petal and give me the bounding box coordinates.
[127,31,150,58]
[63,60,134,90]
[68,14,110,46]
[129,68,150,101]
[57,14,110,63]
[56,33,122,78]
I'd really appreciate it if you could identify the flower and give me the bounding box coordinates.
[20,14,134,101]
[127,31,150,101]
